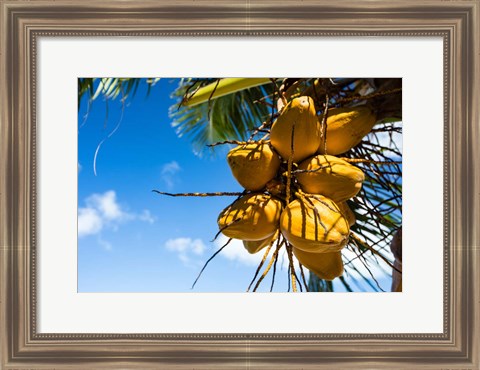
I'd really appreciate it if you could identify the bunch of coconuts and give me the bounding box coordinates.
[217,96,377,281]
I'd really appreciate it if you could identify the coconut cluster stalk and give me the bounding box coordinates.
[211,90,388,292]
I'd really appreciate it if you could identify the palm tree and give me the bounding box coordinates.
[78,77,402,292]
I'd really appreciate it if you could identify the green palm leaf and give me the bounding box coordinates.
[169,78,275,154]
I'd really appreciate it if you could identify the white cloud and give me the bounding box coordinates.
[78,207,102,237]
[161,161,181,189]
[78,190,155,240]
[214,236,264,267]
[166,237,206,255]
[138,209,155,224]
[165,237,206,265]
[162,161,181,174]
[97,237,112,251]
[86,190,124,221]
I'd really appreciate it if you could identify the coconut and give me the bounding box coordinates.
[227,142,281,191]
[217,194,283,241]
[318,106,377,155]
[293,248,344,281]
[243,231,278,254]
[296,154,364,203]
[337,201,356,227]
[280,195,349,253]
[270,96,321,163]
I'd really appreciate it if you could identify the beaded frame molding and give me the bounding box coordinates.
[1,1,479,369]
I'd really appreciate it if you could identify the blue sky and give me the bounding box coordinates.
[78,79,395,293]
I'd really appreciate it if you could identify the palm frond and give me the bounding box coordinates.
[183,78,272,107]
[78,78,159,110]
[169,78,275,154]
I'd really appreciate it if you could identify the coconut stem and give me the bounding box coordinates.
[191,238,232,289]
[297,191,338,213]
[253,239,284,292]
[153,190,244,197]
[350,232,400,273]
[288,164,331,175]
[248,113,277,141]
[335,87,402,104]
[247,237,277,292]
[298,263,310,292]
[285,120,296,204]
[285,244,298,292]
[319,93,329,153]
[211,218,242,242]
[206,139,269,148]
[270,245,280,292]
[340,158,402,165]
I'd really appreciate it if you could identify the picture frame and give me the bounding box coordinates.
[1,0,478,368]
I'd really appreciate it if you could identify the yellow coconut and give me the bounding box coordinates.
[270,96,321,163]
[296,155,364,202]
[280,195,349,253]
[227,142,281,191]
[293,248,344,281]
[217,194,283,241]
[337,201,356,227]
[243,231,278,254]
[318,106,377,155]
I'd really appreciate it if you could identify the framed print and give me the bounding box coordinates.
[1,0,479,368]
